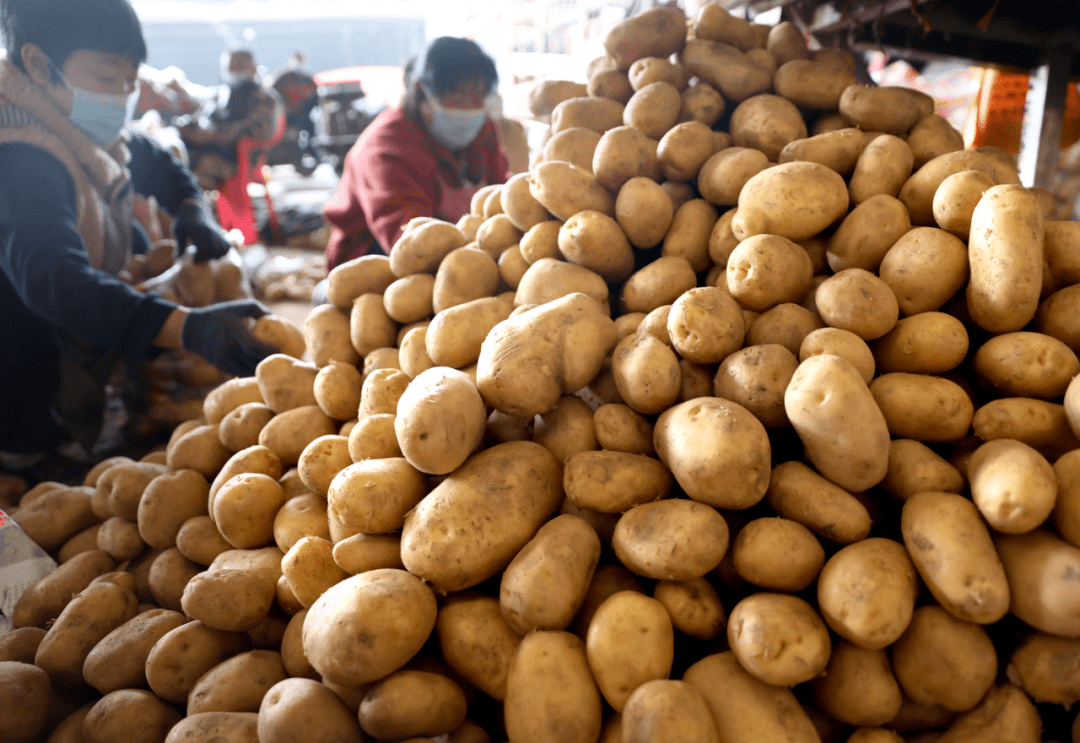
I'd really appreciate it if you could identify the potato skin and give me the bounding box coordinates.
[586,591,674,712]
[401,441,564,594]
[0,661,50,743]
[564,450,672,513]
[613,499,729,580]
[621,679,720,743]
[12,549,115,629]
[603,6,686,69]
[358,670,467,739]
[82,608,188,693]
[145,621,250,703]
[901,492,1009,624]
[437,592,522,701]
[849,134,914,205]
[732,161,849,243]
[187,649,288,715]
[811,641,902,727]
[82,689,183,743]
[167,712,260,743]
[727,592,830,686]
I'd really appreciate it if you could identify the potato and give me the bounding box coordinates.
[281,536,348,609]
[165,712,260,743]
[258,405,337,467]
[870,373,974,443]
[817,538,918,649]
[254,355,318,416]
[383,273,435,325]
[331,532,404,574]
[358,670,467,739]
[82,608,187,693]
[657,121,717,183]
[529,79,588,119]
[35,580,138,687]
[498,514,600,635]
[212,473,286,549]
[785,354,890,491]
[613,499,729,581]
[826,195,911,273]
[603,6,686,69]
[608,331,680,415]
[402,441,562,593]
[622,81,681,140]
[882,439,964,501]
[715,345,798,429]
[628,56,688,91]
[727,234,814,312]
[774,59,856,109]
[203,377,264,425]
[10,485,95,552]
[303,304,359,367]
[967,439,1056,534]
[585,591,673,712]
[134,469,208,550]
[872,312,969,375]
[505,630,602,743]
[593,403,655,456]
[733,517,824,592]
[0,661,50,743]
[309,361,361,422]
[563,450,672,514]
[302,569,436,686]
[529,161,615,222]
[745,304,824,357]
[975,331,1079,399]
[540,127,600,172]
[326,254,396,309]
[1007,633,1080,706]
[849,134,914,204]
[839,84,923,134]
[680,39,772,103]
[347,294,396,359]
[766,21,810,64]
[778,127,869,176]
[257,678,363,743]
[295,435,350,499]
[816,268,899,341]
[180,569,275,632]
[143,547,199,612]
[82,689,182,743]
[388,220,467,276]
[900,149,998,227]
[475,216,522,261]
[175,516,232,566]
[683,652,820,743]
[906,112,966,169]
[218,402,275,452]
[697,147,769,207]
[327,458,428,539]
[727,593,830,686]
[391,367,486,475]
[253,315,305,360]
[879,226,969,316]
[891,605,997,712]
[145,620,249,703]
[930,169,996,241]
[96,461,166,522]
[679,81,726,127]
[1036,285,1080,354]
[732,161,849,242]
[812,641,902,727]
[431,594,521,704]
[0,627,46,663]
[621,679,720,743]
[729,94,808,162]
[551,96,626,135]
[558,210,634,282]
[587,68,634,104]
[942,682,1046,741]
[187,649,287,715]
[208,445,282,514]
[616,176,674,249]
[799,327,875,385]
[1044,221,1080,289]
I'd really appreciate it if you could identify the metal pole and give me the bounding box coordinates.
[1018,47,1072,189]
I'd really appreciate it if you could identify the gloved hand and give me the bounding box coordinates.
[173,200,231,263]
[181,300,277,377]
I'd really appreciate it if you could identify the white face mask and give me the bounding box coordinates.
[50,60,137,146]
[421,83,488,151]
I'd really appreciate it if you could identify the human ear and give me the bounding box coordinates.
[20,43,56,88]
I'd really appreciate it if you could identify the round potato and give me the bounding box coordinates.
[799,327,875,385]
[733,517,824,592]
[613,499,729,581]
[729,93,808,161]
[973,331,1080,400]
[727,234,814,312]
[327,458,429,539]
[812,641,902,727]
[732,161,849,242]
[826,194,911,273]
[872,312,969,374]
[727,593,830,686]
[82,689,182,743]
[358,670,467,740]
[393,367,486,476]
[967,439,1056,534]
[697,146,769,207]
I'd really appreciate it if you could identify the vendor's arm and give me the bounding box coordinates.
[357,146,436,253]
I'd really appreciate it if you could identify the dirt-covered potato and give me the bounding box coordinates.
[437,592,523,701]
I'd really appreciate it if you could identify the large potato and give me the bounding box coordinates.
[401,441,563,593]
[655,397,770,510]
[603,6,686,69]
[732,161,849,242]
[680,39,772,103]
[785,354,891,492]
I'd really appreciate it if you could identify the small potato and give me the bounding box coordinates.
[778,127,868,176]
[332,533,404,574]
[209,445,283,511]
[662,198,718,273]
[587,591,674,712]
[146,547,202,612]
[727,593,830,686]
[397,325,434,379]
[613,499,729,581]
[540,127,601,172]
[394,367,487,476]
[0,661,50,743]
[213,473,286,549]
[612,332,682,415]
[564,450,672,513]
[891,605,997,712]
[558,210,634,282]
[870,373,974,443]
[437,592,522,701]
[253,315,305,360]
[616,176,674,248]
[312,361,362,422]
[1036,285,1080,352]
[629,56,688,91]
[219,402,275,452]
[181,569,276,632]
[204,377,264,426]
[327,458,429,539]
[519,219,563,264]
[967,439,1056,534]
[588,68,634,104]
[729,94,808,161]
[505,631,603,743]
[932,169,996,240]
[697,146,769,207]
[620,255,697,314]
[817,538,918,649]
[902,491,1010,624]
[727,234,814,312]
[188,649,288,715]
[799,327,875,384]
[872,312,969,374]
[145,621,250,703]
[840,84,922,134]
[551,96,626,135]
[258,678,363,743]
[82,689,182,743]
[349,293,398,358]
[901,149,999,227]
[907,113,965,168]
[501,171,552,232]
[273,493,330,553]
[812,641,902,727]
[826,194,911,273]
[679,81,725,127]
[973,331,1080,400]
[879,226,969,316]
[732,161,849,243]
[593,403,655,456]
[303,569,437,687]
[498,244,529,289]
[767,462,876,543]
[733,517,824,592]
[623,81,682,140]
[282,536,349,609]
[175,516,232,566]
[383,273,435,325]
[816,268,899,341]
[258,405,338,467]
[849,134,914,204]
[882,439,964,501]
[326,254,396,309]
[532,395,598,463]
[304,304,359,368]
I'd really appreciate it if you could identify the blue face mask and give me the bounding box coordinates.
[50,60,137,147]
[421,83,488,151]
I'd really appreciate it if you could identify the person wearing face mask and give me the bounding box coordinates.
[321,36,510,272]
[0,0,277,475]
[179,48,283,191]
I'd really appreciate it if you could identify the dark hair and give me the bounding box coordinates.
[1,0,147,80]
[416,37,497,98]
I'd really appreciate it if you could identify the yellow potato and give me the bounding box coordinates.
[616,177,674,248]
[732,161,849,242]
[622,81,682,140]
[727,234,814,312]
[551,96,626,135]
[602,6,686,69]
[869,373,974,443]
[973,331,1079,399]
[733,517,824,591]
[679,81,726,127]
[811,640,903,727]
[539,127,601,172]
[558,210,634,282]
[436,592,522,701]
[613,499,729,580]
[621,256,697,314]
[586,591,674,711]
[621,680,721,743]
[848,134,914,204]
[967,439,1056,534]
[662,198,718,273]
[799,327,875,385]
[587,69,634,104]
[778,127,869,176]
[871,312,969,374]
[729,93,808,161]
[839,84,923,134]
[651,577,725,641]
[773,59,856,109]
[826,194,911,273]
[327,457,428,539]
[303,304,359,368]
[879,226,969,316]
[358,670,467,740]
[727,592,830,686]
[257,678,362,743]
[680,39,771,103]
[882,439,964,501]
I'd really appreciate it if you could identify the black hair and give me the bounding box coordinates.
[416,37,497,98]
[1,0,147,82]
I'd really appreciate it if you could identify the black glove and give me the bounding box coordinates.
[181,300,277,377]
[173,201,231,263]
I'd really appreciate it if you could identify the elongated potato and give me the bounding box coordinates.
[603,6,686,69]
[586,591,674,712]
[680,39,772,103]
[564,450,672,513]
[812,640,902,727]
[732,161,849,242]
[849,134,914,204]
[437,592,523,701]
[613,499,729,580]
[82,609,187,694]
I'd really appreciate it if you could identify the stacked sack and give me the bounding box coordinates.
[5,5,1080,743]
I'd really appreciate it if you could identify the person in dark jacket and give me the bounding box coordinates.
[322,37,510,271]
[0,0,276,470]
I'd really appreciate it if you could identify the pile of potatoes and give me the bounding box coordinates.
[7,5,1080,743]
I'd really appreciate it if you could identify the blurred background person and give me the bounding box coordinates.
[321,36,509,272]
